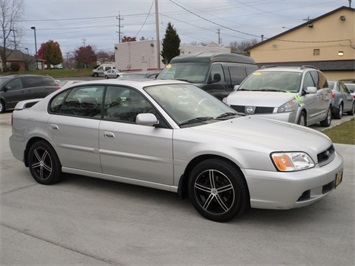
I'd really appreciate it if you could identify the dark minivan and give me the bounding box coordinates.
[157,52,258,100]
[0,74,59,113]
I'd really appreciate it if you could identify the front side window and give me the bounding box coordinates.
[50,86,104,118]
[4,78,23,90]
[104,86,155,123]
[209,64,225,84]
[302,72,316,91]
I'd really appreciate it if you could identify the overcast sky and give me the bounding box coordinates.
[19,0,349,56]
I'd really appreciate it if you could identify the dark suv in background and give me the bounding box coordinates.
[157,52,258,100]
[0,74,59,113]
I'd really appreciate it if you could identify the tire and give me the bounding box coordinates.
[333,104,343,119]
[346,103,355,115]
[93,73,98,77]
[28,141,62,185]
[297,111,307,126]
[105,75,109,79]
[320,107,332,127]
[188,159,249,222]
[0,100,5,113]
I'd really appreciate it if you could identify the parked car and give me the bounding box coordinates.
[224,66,333,127]
[157,52,258,100]
[328,80,355,119]
[104,69,122,79]
[342,80,355,99]
[9,79,343,222]
[92,64,116,77]
[0,74,59,113]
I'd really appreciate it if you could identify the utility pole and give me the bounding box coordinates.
[116,12,124,43]
[155,0,161,70]
[217,29,221,45]
[82,39,86,47]
[349,0,352,8]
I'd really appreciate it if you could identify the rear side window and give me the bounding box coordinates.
[21,76,56,88]
[50,86,104,118]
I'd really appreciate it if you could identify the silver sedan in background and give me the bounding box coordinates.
[328,80,355,119]
[9,79,343,222]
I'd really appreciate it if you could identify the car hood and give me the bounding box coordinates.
[227,91,295,107]
[191,116,331,157]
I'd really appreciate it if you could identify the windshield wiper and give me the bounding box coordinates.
[215,112,239,120]
[179,117,214,126]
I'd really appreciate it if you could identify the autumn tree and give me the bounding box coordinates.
[37,40,63,69]
[122,36,137,42]
[161,23,180,65]
[0,0,24,71]
[74,45,97,68]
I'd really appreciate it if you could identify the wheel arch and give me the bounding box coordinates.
[24,137,57,167]
[177,154,250,201]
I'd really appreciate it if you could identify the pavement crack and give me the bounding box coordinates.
[0,183,38,196]
[1,223,124,265]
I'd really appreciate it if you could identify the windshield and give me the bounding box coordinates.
[158,63,209,83]
[239,71,302,93]
[145,84,238,127]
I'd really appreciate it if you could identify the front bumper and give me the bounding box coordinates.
[243,151,343,210]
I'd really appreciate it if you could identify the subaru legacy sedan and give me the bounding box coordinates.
[9,79,343,222]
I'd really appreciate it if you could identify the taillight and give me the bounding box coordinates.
[331,91,335,98]
[57,86,61,89]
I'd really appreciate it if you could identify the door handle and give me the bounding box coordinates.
[104,131,115,138]
[49,124,59,130]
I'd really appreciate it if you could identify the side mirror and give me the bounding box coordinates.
[3,86,9,92]
[136,113,159,126]
[305,86,317,94]
[208,73,221,84]
[234,85,240,91]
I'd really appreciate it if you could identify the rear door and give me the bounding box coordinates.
[339,82,353,111]
[47,85,104,172]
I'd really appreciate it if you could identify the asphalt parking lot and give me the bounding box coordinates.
[0,111,354,265]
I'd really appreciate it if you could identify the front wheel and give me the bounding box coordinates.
[297,111,307,126]
[188,159,249,222]
[320,107,332,127]
[28,141,62,185]
[0,100,5,113]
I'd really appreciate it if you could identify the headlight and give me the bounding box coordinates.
[277,99,298,113]
[271,152,315,172]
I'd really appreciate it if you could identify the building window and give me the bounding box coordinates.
[313,49,320,56]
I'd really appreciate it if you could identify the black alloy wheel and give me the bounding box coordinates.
[28,141,62,185]
[188,159,249,222]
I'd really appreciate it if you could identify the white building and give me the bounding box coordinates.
[114,40,230,72]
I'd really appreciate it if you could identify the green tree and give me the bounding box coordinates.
[37,40,63,69]
[160,22,180,65]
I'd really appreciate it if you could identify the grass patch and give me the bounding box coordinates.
[6,69,93,78]
[323,118,355,145]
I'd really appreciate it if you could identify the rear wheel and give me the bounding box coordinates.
[333,103,343,119]
[28,141,62,185]
[320,107,332,127]
[346,103,355,115]
[188,159,249,222]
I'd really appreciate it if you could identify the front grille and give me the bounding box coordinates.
[317,145,335,166]
[255,107,274,114]
[230,105,274,114]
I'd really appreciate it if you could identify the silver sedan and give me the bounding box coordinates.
[9,79,343,222]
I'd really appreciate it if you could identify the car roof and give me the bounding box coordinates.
[170,52,256,64]
[75,79,187,89]
[257,66,318,73]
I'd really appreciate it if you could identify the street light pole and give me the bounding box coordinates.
[31,26,38,69]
